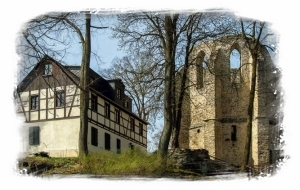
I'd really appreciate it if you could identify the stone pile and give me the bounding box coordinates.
[168,148,210,174]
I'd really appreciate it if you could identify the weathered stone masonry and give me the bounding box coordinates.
[177,36,281,167]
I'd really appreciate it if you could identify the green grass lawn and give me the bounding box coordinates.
[18,149,204,179]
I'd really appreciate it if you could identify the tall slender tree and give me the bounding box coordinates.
[100,52,164,152]
[239,19,266,171]
[78,12,91,156]
[112,11,234,157]
[17,11,108,156]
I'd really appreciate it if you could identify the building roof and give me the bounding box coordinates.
[63,65,115,100]
[16,55,148,124]
[64,65,81,77]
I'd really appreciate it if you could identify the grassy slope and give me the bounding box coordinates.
[18,149,204,179]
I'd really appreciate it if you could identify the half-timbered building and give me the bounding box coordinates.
[16,55,147,157]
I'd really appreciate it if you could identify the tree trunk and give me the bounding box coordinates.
[172,20,193,148]
[157,15,177,158]
[172,60,189,148]
[78,12,91,157]
[241,50,258,171]
[239,20,265,172]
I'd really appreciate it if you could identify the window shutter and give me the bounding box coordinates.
[105,133,111,150]
[91,127,98,146]
[36,127,40,145]
[29,127,34,145]
[117,139,121,154]
[95,128,98,146]
[29,126,40,145]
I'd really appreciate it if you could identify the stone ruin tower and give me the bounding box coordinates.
[178,35,282,167]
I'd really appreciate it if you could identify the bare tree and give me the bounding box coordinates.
[16,11,108,156]
[239,18,278,171]
[99,51,164,152]
[112,11,235,157]
[171,13,234,148]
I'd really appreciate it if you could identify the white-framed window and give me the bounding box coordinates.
[124,100,129,108]
[91,93,98,112]
[44,63,52,75]
[115,109,120,124]
[130,117,135,132]
[116,88,121,100]
[56,91,65,107]
[139,122,143,136]
[105,102,110,118]
[30,95,39,110]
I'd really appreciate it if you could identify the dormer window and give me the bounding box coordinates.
[124,100,129,108]
[116,88,121,100]
[44,63,52,75]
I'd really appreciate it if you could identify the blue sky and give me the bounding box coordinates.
[64,24,126,72]
[1,0,299,188]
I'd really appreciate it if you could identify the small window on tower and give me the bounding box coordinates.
[196,51,206,89]
[231,125,237,141]
[230,49,241,84]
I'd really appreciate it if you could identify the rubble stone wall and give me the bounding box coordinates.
[178,36,278,166]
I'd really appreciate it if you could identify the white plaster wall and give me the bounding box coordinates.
[17,84,147,157]
[20,118,80,157]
